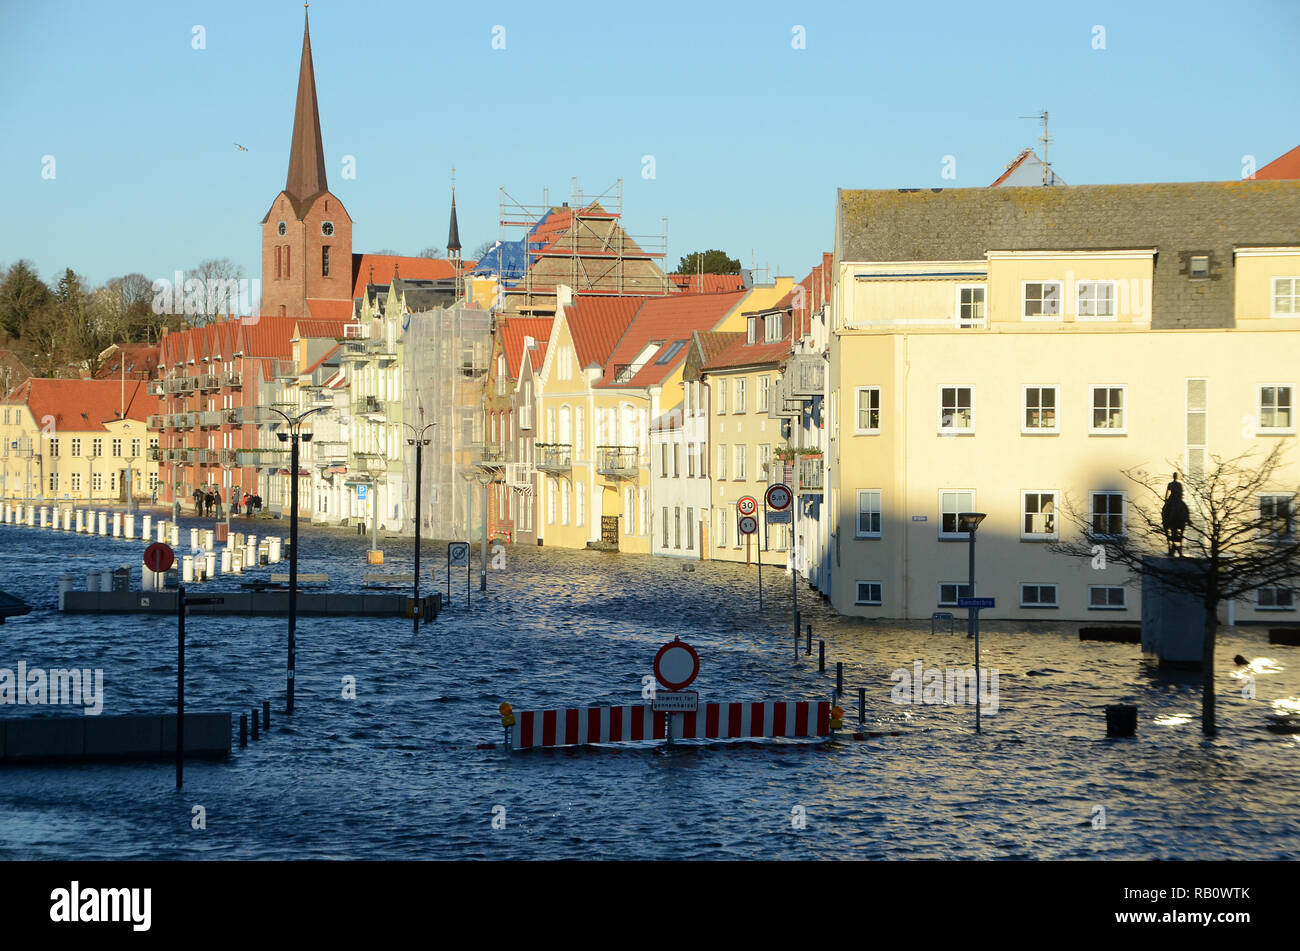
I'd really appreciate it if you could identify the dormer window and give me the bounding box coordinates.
[764,313,783,342]
[1189,255,1210,278]
[747,316,757,344]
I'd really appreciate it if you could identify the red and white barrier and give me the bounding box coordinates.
[509,700,831,750]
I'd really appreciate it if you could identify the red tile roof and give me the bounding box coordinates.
[498,318,554,380]
[306,299,357,320]
[350,254,462,297]
[1255,145,1300,180]
[564,296,648,370]
[293,318,353,339]
[241,316,301,359]
[596,290,748,388]
[668,273,746,294]
[93,344,159,380]
[4,378,159,431]
[700,301,794,373]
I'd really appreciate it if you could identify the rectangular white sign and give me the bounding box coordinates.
[766,510,792,523]
[652,691,699,712]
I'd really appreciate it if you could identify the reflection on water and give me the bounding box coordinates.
[0,514,1298,859]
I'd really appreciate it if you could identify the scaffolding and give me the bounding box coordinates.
[497,178,672,315]
[401,302,493,541]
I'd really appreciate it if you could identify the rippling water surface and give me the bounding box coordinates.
[1,513,1297,859]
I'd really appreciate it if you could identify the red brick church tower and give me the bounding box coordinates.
[259,9,354,319]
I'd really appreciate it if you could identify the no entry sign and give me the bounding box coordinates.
[765,483,792,511]
[738,514,758,535]
[653,638,700,691]
[143,542,175,573]
[738,495,758,517]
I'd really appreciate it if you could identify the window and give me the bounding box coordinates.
[560,481,569,524]
[1259,494,1294,540]
[71,472,81,492]
[49,437,59,457]
[49,472,57,492]
[1077,281,1117,319]
[718,380,728,414]
[1187,378,1208,478]
[856,490,882,538]
[957,285,985,327]
[656,340,686,365]
[547,479,556,524]
[1089,586,1127,610]
[110,472,117,493]
[111,438,122,457]
[758,444,771,482]
[663,506,670,548]
[674,507,681,549]
[735,444,746,481]
[322,246,331,277]
[673,443,680,478]
[731,503,742,548]
[1023,281,1062,318]
[856,387,881,434]
[758,376,770,412]
[1022,491,1058,539]
[1258,587,1295,611]
[940,490,975,538]
[1189,255,1210,278]
[1259,385,1294,433]
[576,481,584,526]
[686,507,694,549]
[1023,386,1058,433]
[70,438,82,457]
[1271,278,1299,316]
[735,379,747,414]
[1090,386,1126,433]
[131,438,141,458]
[661,443,668,477]
[92,473,103,492]
[149,472,158,491]
[285,246,290,277]
[1020,584,1058,608]
[938,583,973,607]
[687,442,695,478]
[856,582,883,606]
[765,313,783,342]
[747,317,757,344]
[92,438,103,457]
[716,506,726,547]
[939,386,974,433]
[1091,491,1125,537]
[275,246,282,279]
[718,444,727,480]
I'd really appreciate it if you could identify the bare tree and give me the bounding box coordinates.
[417,247,445,259]
[1051,444,1300,735]
[185,258,247,325]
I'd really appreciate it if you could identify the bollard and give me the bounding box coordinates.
[142,514,152,538]
[221,547,231,573]
[239,714,248,748]
[818,640,825,674]
[26,505,34,527]
[86,569,101,592]
[251,709,259,740]
[169,523,179,547]
[63,508,71,531]
[205,550,217,579]
[203,529,214,552]
[124,513,135,539]
[805,624,812,656]
[157,520,166,543]
[231,550,243,574]
[836,661,843,697]
[98,511,107,536]
[858,686,866,724]
[112,512,121,538]
[181,554,194,584]
[189,528,199,550]
[1105,704,1138,738]
[38,507,47,529]
[263,700,271,731]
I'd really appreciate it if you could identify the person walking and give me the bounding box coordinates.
[193,487,202,516]
[213,487,223,520]
[231,488,240,516]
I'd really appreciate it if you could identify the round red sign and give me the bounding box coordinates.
[738,515,758,535]
[765,483,792,511]
[737,495,758,517]
[143,542,175,573]
[653,638,700,691]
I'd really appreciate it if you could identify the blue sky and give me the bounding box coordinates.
[1,0,1297,289]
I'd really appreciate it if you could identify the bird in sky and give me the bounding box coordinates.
[234,143,248,152]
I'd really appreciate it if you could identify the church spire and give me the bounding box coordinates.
[447,189,462,254]
[285,5,328,205]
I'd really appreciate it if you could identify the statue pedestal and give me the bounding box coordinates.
[1141,557,1206,669]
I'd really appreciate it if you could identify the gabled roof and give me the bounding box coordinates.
[240,316,301,359]
[990,148,1066,187]
[293,318,352,340]
[3,378,159,431]
[93,344,159,379]
[699,306,792,373]
[498,318,554,381]
[668,273,746,294]
[350,254,464,298]
[1255,144,1300,180]
[595,290,748,388]
[306,299,356,320]
[562,296,647,370]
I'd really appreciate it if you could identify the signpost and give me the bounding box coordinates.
[737,496,757,517]
[144,542,175,574]
[738,514,760,609]
[653,638,700,744]
[765,483,796,650]
[448,542,470,607]
[957,595,993,732]
[956,597,995,609]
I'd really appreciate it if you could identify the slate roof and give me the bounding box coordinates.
[836,180,1300,329]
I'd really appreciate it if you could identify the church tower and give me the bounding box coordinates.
[259,8,354,319]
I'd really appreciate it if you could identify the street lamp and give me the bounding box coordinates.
[268,405,327,715]
[473,468,492,592]
[957,512,987,733]
[403,420,436,634]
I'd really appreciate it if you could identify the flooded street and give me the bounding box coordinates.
[1,513,1297,860]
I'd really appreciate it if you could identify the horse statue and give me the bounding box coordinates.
[1161,473,1190,557]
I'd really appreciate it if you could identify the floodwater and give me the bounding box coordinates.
[0,511,1297,859]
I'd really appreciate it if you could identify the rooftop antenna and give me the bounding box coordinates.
[1018,109,1053,185]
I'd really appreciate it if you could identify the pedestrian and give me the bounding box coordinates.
[193,488,202,516]
[243,492,251,514]
[214,487,223,520]
[151,488,158,507]
[231,488,240,516]
[253,494,262,514]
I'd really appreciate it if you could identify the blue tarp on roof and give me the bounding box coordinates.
[470,210,559,281]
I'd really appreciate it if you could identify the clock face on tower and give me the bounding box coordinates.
[321,221,334,236]
[277,221,287,236]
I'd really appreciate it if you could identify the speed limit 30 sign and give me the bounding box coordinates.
[738,495,758,517]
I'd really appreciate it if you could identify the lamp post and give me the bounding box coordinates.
[403,420,436,634]
[958,512,987,733]
[474,469,491,592]
[269,405,327,715]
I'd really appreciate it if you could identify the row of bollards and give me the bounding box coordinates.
[238,701,275,748]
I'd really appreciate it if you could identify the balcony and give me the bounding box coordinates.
[235,449,287,468]
[796,455,824,494]
[786,354,826,397]
[199,373,221,390]
[221,372,242,388]
[505,463,536,489]
[195,448,217,465]
[474,444,508,471]
[340,340,369,361]
[219,449,238,467]
[224,407,244,426]
[355,395,384,416]
[198,411,223,428]
[595,445,638,480]
[147,414,166,431]
[613,364,635,384]
[535,443,572,474]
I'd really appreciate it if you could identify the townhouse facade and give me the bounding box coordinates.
[828,180,1300,622]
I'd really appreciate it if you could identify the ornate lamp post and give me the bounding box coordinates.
[403,420,436,634]
[958,512,987,733]
[269,405,327,714]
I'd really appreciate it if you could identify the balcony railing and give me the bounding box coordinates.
[221,372,242,387]
[219,449,238,467]
[356,395,384,415]
[475,444,508,467]
[786,354,826,397]
[613,364,635,384]
[596,445,638,479]
[199,373,221,390]
[224,407,244,425]
[147,414,166,431]
[341,340,368,360]
[797,455,824,493]
[198,411,223,428]
[535,443,572,473]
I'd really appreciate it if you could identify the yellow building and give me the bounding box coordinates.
[829,181,1300,621]
[0,378,161,504]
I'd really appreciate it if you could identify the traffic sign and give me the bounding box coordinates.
[737,495,758,517]
[766,510,792,524]
[448,542,470,567]
[653,638,700,691]
[652,690,699,713]
[765,483,792,511]
[957,597,995,609]
[356,484,368,500]
[143,542,175,573]
[738,515,758,535]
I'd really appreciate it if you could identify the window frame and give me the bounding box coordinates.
[855,386,881,435]
[955,284,986,328]
[1076,280,1119,321]
[1019,583,1059,608]
[1021,489,1059,541]
[734,378,747,414]
[937,385,975,435]
[1090,490,1126,540]
[939,489,976,540]
[1021,280,1063,321]
[1088,585,1128,611]
[1022,384,1059,435]
[1257,586,1295,611]
[1272,277,1300,318]
[1258,493,1295,541]
[1258,384,1295,435]
[1089,384,1128,435]
[938,582,974,607]
[856,489,882,539]
[855,581,883,606]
